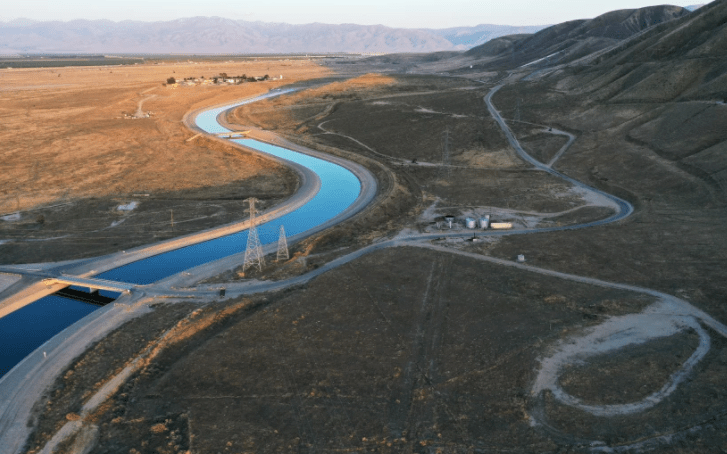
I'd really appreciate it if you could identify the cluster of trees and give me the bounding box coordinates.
[163,73,271,86]
[165,76,203,84]
[216,73,270,83]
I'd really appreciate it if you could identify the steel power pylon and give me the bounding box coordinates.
[242,197,265,273]
[276,225,289,262]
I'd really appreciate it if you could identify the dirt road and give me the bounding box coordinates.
[1,74,717,453]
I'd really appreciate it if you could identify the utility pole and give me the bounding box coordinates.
[242,197,265,273]
[170,209,174,232]
[276,225,289,262]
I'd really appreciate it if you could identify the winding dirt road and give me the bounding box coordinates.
[0,80,721,453]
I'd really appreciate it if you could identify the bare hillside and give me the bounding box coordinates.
[416,5,690,74]
[542,0,727,198]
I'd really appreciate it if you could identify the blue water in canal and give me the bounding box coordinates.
[0,296,97,377]
[0,89,362,379]
[96,138,360,284]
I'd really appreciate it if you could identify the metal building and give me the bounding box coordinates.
[491,222,513,230]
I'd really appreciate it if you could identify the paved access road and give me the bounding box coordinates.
[0,80,709,454]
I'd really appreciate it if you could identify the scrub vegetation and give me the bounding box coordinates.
[6,2,727,453]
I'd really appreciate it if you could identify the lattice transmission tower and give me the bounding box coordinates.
[276,225,289,262]
[242,197,265,273]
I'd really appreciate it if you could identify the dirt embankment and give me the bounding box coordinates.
[0,60,329,262]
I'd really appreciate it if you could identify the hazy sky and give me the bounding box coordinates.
[3,0,704,28]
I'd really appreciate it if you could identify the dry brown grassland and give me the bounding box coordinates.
[0,60,329,262]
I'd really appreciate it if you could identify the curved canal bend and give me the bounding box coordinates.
[0,87,376,379]
[96,89,367,284]
[1,79,716,453]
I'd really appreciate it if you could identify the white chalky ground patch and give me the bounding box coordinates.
[532,297,727,418]
[418,199,441,222]
[414,107,467,118]
[564,186,619,210]
[1,213,21,221]
[116,201,138,212]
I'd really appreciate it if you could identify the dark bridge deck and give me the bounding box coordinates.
[54,287,115,306]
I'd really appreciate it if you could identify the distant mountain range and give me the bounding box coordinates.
[0,17,549,55]
[0,4,711,55]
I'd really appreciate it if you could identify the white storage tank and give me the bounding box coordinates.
[479,215,490,229]
[465,218,476,229]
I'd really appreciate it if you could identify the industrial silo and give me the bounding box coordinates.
[479,215,490,229]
